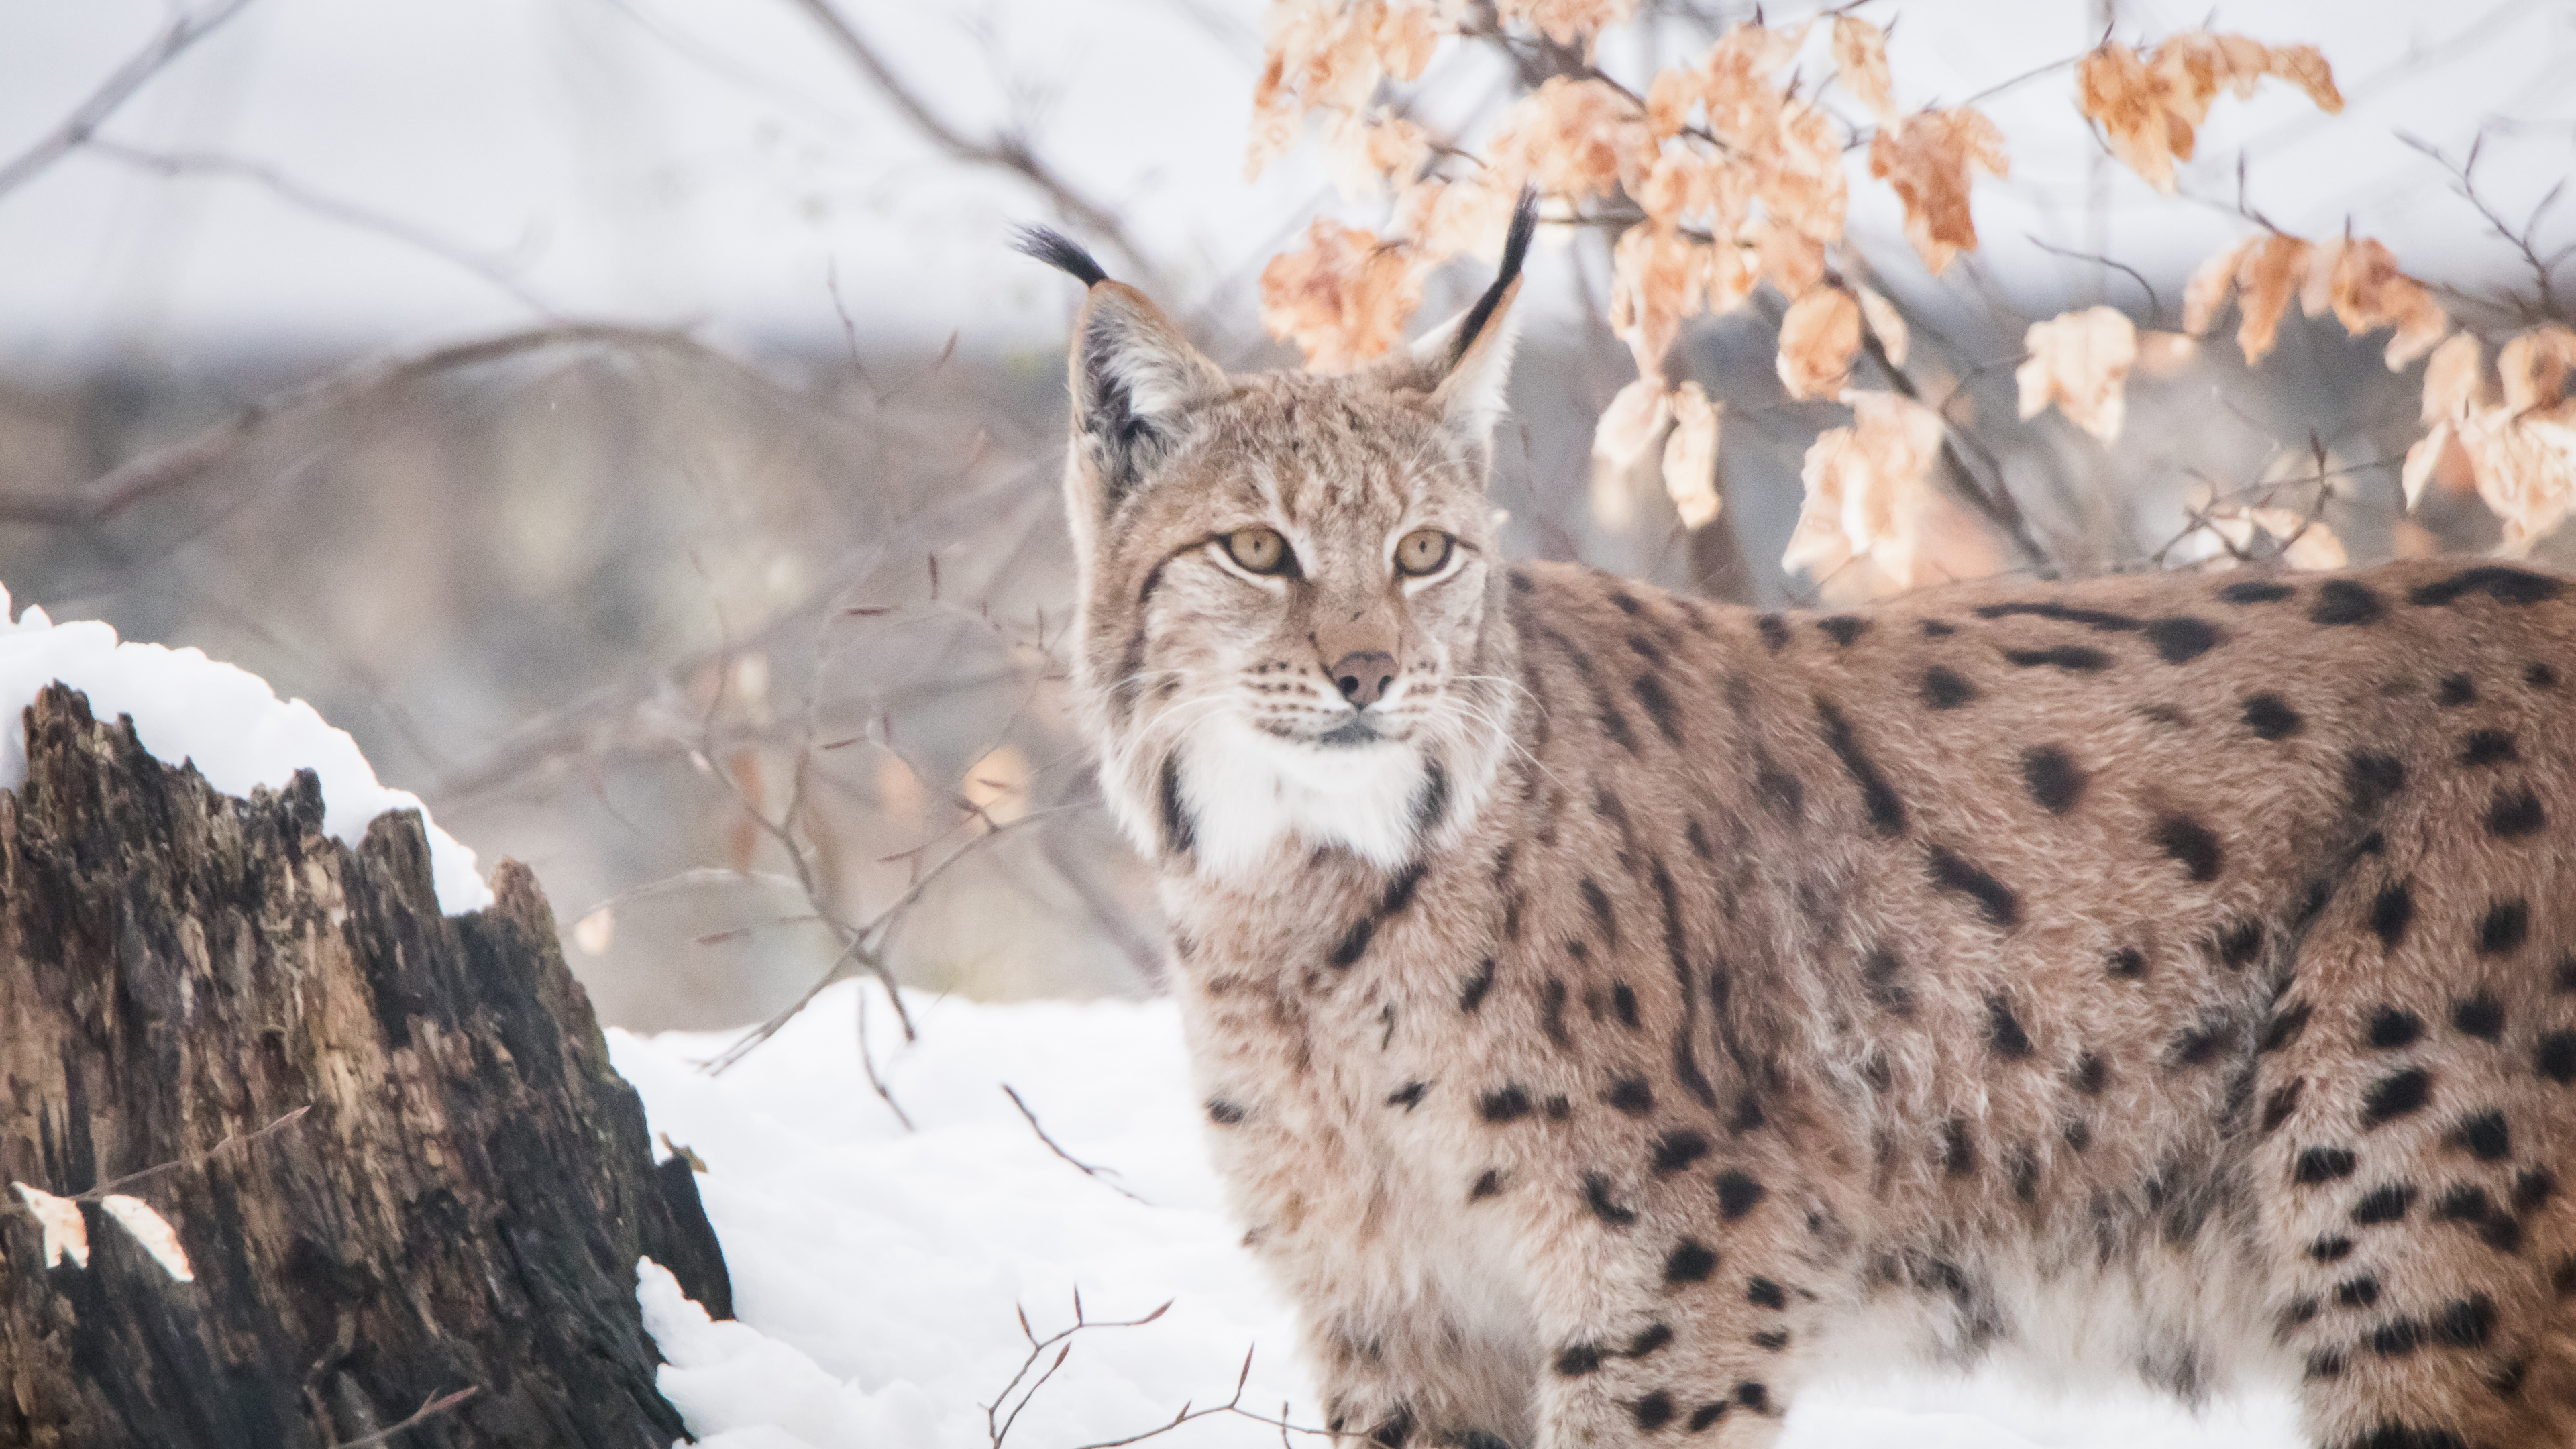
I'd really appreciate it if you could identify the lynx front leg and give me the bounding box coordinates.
[1516,1164,1814,1449]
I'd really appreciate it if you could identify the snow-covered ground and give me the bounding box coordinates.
[0,588,2309,1447]
[616,981,2310,1449]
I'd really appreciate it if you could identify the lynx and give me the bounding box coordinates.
[1019,204,2576,1449]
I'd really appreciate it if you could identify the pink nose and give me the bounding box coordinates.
[1330,651,1396,708]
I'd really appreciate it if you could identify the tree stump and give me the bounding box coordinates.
[0,684,730,1448]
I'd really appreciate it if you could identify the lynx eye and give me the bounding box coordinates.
[1224,526,1293,576]
[1395,528,1454,577]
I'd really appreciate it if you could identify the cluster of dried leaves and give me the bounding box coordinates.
[1245,1,2564,595]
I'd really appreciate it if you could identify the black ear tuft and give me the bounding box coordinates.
[1012,225,1110,288]
[1448,189,1538,368]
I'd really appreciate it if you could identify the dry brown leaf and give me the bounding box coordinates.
[1259,217,1423,369]
[1777,286,1861,401]
[2180,237,2252,335]
[1662,382,1723,528]
[1868,107,2008,274]
[2326,239,2449,370]
[2079,32,2343,193]
[1374,1,1441,80]
[1322,109,1434,195]
[1610,223,1702,376]
[1760,97,1849,244]
[1393,175,1519,266]
[2135,330,2200,377]
[12,1183,88,1269]
[2231,234,2312,365]
[1697,22,1805,154]
[2414,327,2576,549]
[1784,391,2001,596]
[1487,76,1651,205]
[1589,377,1671,529]
[1752,218,1825,298]
[2420,331,2486,422]
[1246,0,1390,180]
[1498,0,1635,47]
[1831,16,1897,124]
[1856,286,1907,368]
[2456,407,2576,553]
[99,1195,195,1282]
[2498,325,2576,413]
[2017,306,2139,443]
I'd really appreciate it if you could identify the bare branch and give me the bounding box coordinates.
[331,1387,479,1449]
[2023,235,2163,319]
[782,0,1165,286]
[1002,1085,1152,1205]
[1,1105,313,1212]
[0,0,260,201]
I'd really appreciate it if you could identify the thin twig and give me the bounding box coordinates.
[782,0,1163,284]
[1002,1085,1151,1205]
[1,1106,315,1211]
[2395,128,2565,319]
[0,0,260,199]
[331,1387,478,1449]
[984,1295,1336,1449]
[2023,234,2163,318]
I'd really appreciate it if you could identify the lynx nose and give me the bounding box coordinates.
[1329,651,1397,708]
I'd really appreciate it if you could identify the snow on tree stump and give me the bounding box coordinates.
[0,683,730,1448]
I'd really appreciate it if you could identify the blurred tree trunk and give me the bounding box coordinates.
[0,684,729,1448]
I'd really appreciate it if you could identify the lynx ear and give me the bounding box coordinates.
[1366,190,1536,449]
[1016,227,1226,523]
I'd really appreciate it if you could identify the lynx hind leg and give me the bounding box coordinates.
[2257,755,2576,1446]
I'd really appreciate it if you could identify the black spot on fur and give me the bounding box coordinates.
[1715,1171,1766,1220]
[1752,1330,1790,1351]
[2462,730,2518,767]
[2263,1080,2304,1133]
[1579,878,1619,949]
[1159,754,1196,856]
[2361,1069,2432,1127]
[1652,1131,1711,1175]
[2219,580,2295,604]
[1860,948,1914,1017]
[2351,1183,2416,1225]
[2437,674,2477,707]
[2434,1295,2496,1348]
[2074,1051,2109,1095]
[2261,1002,2312,1053]
[1747,1277,1786,1311]
[2312,1235,2353,1262]
[2337,1276,2381,1309]
[2063,1118,2093,1152]
[2451,994,2504,1042]
[1815,698,1907,836]
[2479,900,2530,955]
[1819,615,1869,645]
[2535,1030,2576,1083]
[1613,982,1641,1031]
[1633,674,1684,747]
[2454,1110,2510,1160]
[2532,662,2561,688]
[1756,616,1789,651]
[2516,1169,2556,1212]
[1583,1172,1638,1227]
[1555,1343,1603,1377]
[2144,616,2223,663]
[1976,601,2141,631]
[2106,946,2147,979]
[2369,1319,2426,1359]
[1921,665,1979,709]
[2370,882,2414,948]
[1755,755,1804,822]
[2021,745,2086,814]
[1665,1239,1717,1284]
[2304,1350,2346,1380]
[1541,977,1571,1049]
[2219,920,2265,969]
[1460,959,1496,1013]
[1479,1087,1533,1122]
[1921,619,1957,637]
[1927,845,2020,927]
[2367,1008,2424,1049]
[1332,917,1375,969]
[1730,1093,1765,1134]
[2154,815,2224,883]
[2488,788,2546,839]
[1607,1078,1655,1116]
[1207,1099,1246,1125]
[1686,1403,1727,1432]
[1942,1118,1978,1175]
[2241,693,2304,740]
[2003,645,2114,672]
[2347,753,2408,814]
[2311,579,2385,625]
[1986,995,2034,1058]
[1387,1081,1428,1110]
[2411,566,2566,607]
[1627,1393,1675,1431]
[2169,1020,2228,1068]
[2294,1147,2357,1185]
[1470,1169,1503,1201]
[1734,1383,1770,1413]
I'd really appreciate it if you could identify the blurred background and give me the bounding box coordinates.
[3,0,2571,1034]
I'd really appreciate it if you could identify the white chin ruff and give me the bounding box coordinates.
[1175,714,1428,878]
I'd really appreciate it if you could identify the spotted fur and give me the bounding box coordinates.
[1032,235,2576,1449]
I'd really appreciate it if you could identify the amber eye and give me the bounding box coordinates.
[1395,528,1454,577]
[1224,526,1293,575]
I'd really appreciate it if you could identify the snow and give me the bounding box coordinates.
[0,581,490,914]
[616,981,2308,1449]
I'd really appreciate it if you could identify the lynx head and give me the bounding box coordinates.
[1020,198,1536,882]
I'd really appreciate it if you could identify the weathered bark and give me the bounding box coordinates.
[0,684,729,1448]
